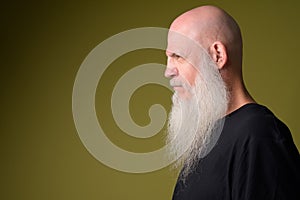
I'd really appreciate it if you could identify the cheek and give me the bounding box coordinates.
[179,63,198,86]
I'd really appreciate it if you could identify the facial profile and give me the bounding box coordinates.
[165,30,228,181]
[164,5,248,181]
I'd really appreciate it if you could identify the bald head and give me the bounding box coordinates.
[169,5,243,71]
[166,5,254,115]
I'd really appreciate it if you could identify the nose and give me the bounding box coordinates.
[164,65,178,78]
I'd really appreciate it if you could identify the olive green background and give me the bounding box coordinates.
[1,0,299,199]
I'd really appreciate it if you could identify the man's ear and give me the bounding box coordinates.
[209,41,228,69]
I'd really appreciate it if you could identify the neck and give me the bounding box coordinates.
[226,79,255,115]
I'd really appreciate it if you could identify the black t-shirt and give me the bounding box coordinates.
[172,103,300,200]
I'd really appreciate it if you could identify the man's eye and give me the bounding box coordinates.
[172,53,181,58]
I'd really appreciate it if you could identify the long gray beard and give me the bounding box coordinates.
[166,53,228,182]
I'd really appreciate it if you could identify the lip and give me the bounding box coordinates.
[172,86,182,90]
[170,83,182,88]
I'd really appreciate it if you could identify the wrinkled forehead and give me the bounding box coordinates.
[167,30,207,67]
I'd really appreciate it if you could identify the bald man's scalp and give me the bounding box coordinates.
[169,5,243,68]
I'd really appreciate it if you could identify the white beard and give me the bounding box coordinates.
[166,50,228,182]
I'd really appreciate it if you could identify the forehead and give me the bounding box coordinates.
[167,30,206,64]
[167,30,203,53]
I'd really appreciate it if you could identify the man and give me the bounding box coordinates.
[164,5,300,199]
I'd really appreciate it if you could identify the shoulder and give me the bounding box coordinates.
[224,103,299,168]
[225,103,292,144]
[226,105,300,199]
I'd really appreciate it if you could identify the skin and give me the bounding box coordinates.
[165,5,255,114]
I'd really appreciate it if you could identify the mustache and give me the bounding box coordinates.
[170,78,188,87]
